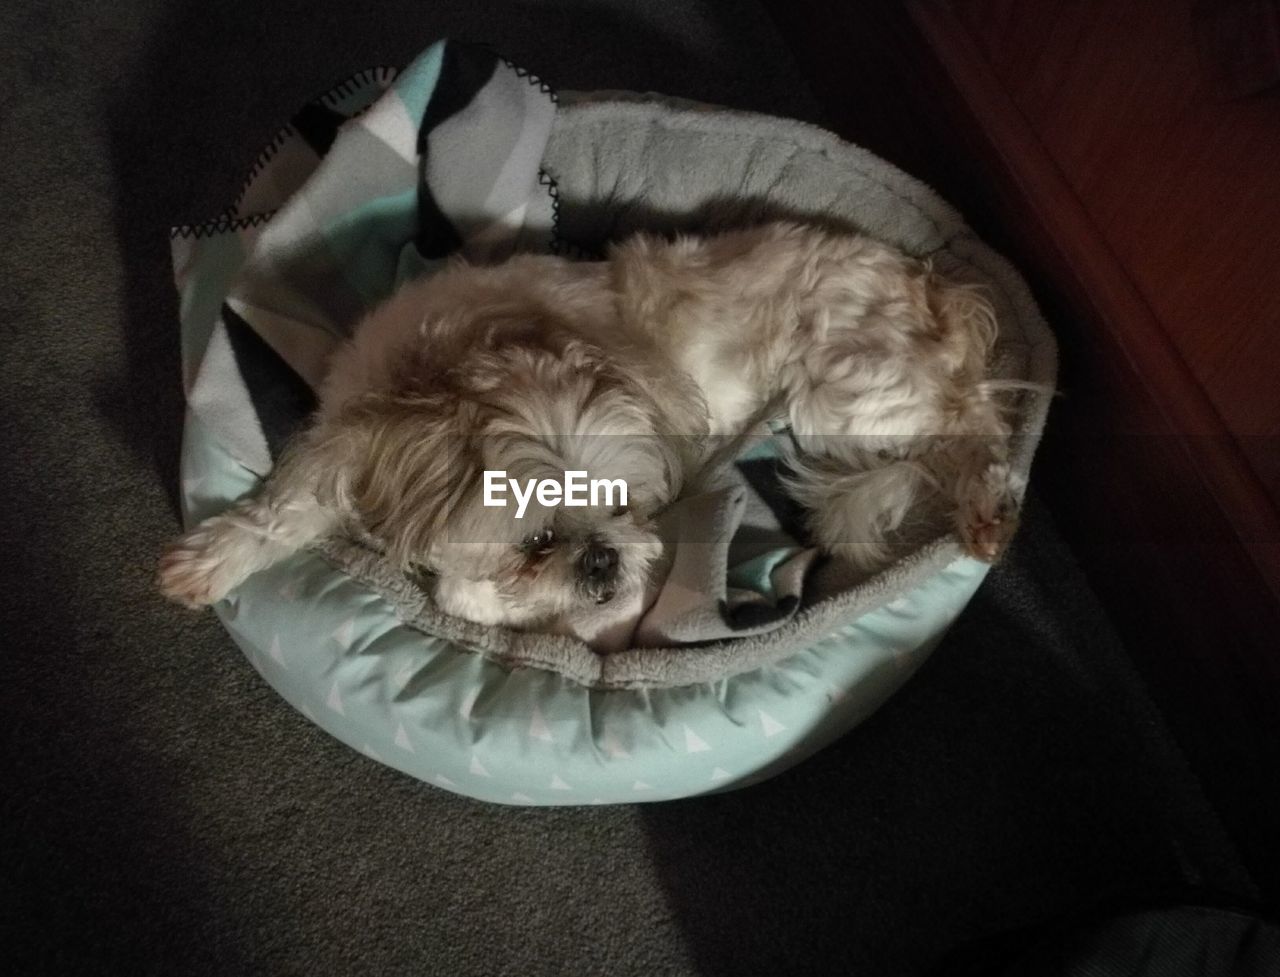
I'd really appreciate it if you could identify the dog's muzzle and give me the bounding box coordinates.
[577,540,619,604]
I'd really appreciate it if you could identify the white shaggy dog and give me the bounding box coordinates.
[159,222,1021,630]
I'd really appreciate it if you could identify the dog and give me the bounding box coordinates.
[158,221,1022,630]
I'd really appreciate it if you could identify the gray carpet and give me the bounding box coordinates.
[0,2,1258,975]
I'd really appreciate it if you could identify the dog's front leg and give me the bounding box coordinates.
[157,462,339,609]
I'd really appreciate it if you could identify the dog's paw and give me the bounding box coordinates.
[156,525,246,608]
[957,462,1022,562]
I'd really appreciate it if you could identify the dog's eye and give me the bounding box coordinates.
[521,528,556,554]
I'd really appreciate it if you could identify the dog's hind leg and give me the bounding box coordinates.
[789,434,1022,570]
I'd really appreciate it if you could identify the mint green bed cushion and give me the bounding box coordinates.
[171,85,1055,806]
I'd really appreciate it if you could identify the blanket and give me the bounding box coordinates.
[174,40,814,651]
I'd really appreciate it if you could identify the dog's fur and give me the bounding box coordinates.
[159,222,1022,630]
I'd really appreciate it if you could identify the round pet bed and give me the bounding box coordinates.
[169,42,1055,805]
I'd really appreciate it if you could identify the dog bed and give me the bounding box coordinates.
[170,41,1055,804]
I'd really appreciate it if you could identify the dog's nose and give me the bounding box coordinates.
[581,542,618,575]
[578,541,619,604]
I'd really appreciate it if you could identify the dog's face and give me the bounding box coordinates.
[328,326,679,626]
[430,484,665,624]
[423,424,671,624]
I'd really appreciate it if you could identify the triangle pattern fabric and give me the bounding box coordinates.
[326,682,345,715]
[759,710,786,738]
[219,303,317,458]
[394,724,414,752]
[415,43,499,259]
[683,725,711,754]
[268,635,287,667]
[178,40,557,475]
[528,704,554,743]
[186,320,272,475]
[601,731,631,760]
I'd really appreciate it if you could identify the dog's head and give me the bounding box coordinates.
[319,325,679,625]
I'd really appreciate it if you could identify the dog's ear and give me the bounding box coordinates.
[318,391,482,569]
[925,274,998,377]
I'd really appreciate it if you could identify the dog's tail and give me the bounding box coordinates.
[782,450,934,571]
